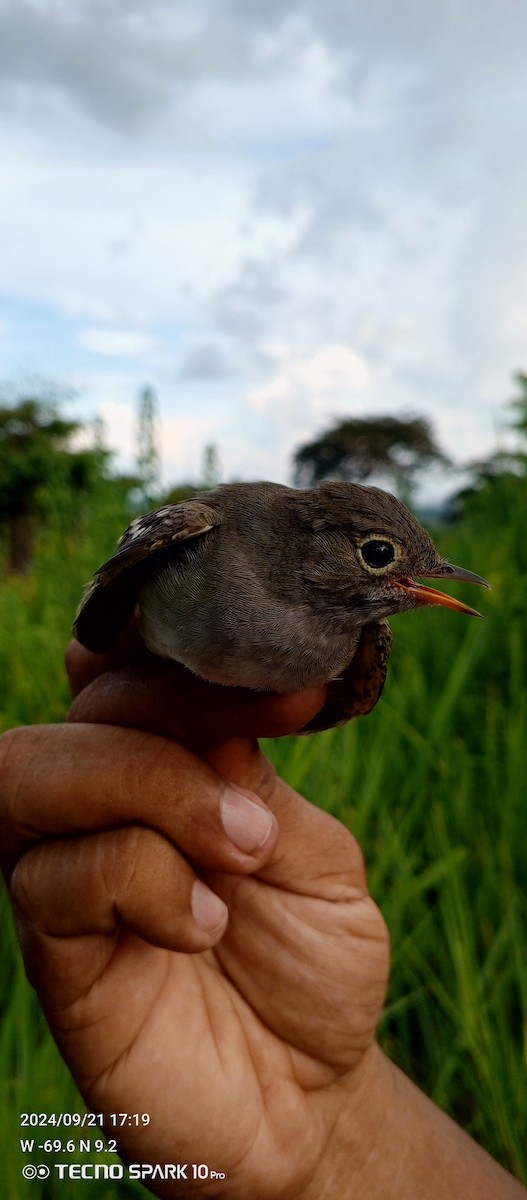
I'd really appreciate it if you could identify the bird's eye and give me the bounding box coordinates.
[359,539,396,570]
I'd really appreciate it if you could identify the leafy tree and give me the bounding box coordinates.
[0,389,109,572]
[293,414,449,501]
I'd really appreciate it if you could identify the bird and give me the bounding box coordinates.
[74,481,489,732]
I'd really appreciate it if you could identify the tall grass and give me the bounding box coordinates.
[0,476,526,1195]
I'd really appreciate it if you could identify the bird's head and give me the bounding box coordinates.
[303,482,489,620]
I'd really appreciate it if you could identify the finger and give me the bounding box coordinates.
[0,724,278,876]
[67,655,328,746]
[207,738,368,898]
[66,624,144,697]
[11,826,228,974]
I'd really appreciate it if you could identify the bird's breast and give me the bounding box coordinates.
[138,558,362,691]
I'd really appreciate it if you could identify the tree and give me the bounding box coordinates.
[0,389,109,572]
[163,442,222,507]
[508,371,527,446]
[137,387,160,510]
[202,443,221,490]
[293,414,449,501]
[446,371,527,523]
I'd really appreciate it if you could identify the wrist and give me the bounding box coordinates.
[302,1044,526,1200]
[300,1043,396,1200]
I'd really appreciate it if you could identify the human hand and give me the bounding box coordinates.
[0,643,390,1199]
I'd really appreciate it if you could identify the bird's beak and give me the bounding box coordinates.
[391,562,490,618]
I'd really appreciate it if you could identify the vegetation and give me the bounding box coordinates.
[509,370,527,444]
[0,386,113,574]
[0,384,526,1195]
[293,414,448,500]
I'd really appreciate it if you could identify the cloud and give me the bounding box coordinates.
[1,0,526,497]
[212,257,290,342]
[0,2,169,132]
[0,155,263,325]
[249,344,371,413]
[74,389,220,487]
[0,1,260,134]
[0,2,329,137]
[77,327,157,358]
[178,343,236,380]
[100,399,229,490]
[244,344,377,479]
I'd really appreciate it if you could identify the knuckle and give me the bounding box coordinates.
[99,826,140,901]
[132,735,211,814]
[101,826,162,897]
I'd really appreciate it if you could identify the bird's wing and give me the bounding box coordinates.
[300,620,393,733]
[74,500,222,653]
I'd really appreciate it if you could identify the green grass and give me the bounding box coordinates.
[0,478,526,1194]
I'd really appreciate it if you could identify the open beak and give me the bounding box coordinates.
[391,562,490,618]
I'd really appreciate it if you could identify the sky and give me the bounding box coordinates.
[1,0,527,499]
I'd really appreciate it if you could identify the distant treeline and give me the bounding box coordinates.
[2,371,527,574]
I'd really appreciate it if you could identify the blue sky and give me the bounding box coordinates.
[1,0,526,497]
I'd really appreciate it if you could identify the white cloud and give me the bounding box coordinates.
[99,400,223,487]
[1,0,526,498]
[77,327,157,358]
[249,345,371,413]
[0,158,248,322]
[0,149,305,334]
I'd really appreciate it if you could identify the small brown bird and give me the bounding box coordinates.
[74,481,488,731]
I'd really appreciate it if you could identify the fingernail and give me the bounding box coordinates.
[221,787,275,854]
[191,880,228,933]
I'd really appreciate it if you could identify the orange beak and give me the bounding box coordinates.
[391,563,490,617]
